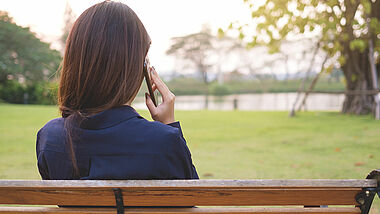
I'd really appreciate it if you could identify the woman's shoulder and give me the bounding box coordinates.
[36,118,65,152]
[128,117,182,144]
[38,118,64,136]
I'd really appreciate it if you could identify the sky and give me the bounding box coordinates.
[0,0,252,73]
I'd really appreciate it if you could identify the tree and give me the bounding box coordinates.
[60,1,76,53]
[0,11,61,85]
[167,26,244,84]
[167,26,244,108]
[166,26,214,85]
[229,0,380,115]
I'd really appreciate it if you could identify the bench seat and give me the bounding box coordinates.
[0,175,378,214]
[0,207,361,214]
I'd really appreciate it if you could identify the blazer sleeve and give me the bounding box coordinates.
[36,130,50,180]
[36,151,50,180]
[166,122,199,179]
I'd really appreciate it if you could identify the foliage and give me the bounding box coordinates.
[25,81,58,105]
[0,80,57,104]
[224,0,380,114]
[209,83,231,96]
[166,77,210,95]
[166,26,244,85]
[0,11,61,84]
[0,11,61,105]
[228,0,380,59]
[166,26,215,84]
[158,76,345,96]
[0,80,24,103]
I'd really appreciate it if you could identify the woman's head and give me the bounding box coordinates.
[58,1,150,117]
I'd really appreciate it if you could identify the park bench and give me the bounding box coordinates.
[0,170,378,214]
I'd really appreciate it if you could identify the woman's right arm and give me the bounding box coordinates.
[165,125,199,179]
[146,68,198,179]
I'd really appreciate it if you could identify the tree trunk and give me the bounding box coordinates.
[289,42,319,117]
[298,56,328,111]
[340,0,379,115]
[341,48,375,114]
[199,66,209,110]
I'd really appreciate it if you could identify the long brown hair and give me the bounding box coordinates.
[58,1,150,178]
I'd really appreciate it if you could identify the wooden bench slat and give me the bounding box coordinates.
[1,179,375,213]
[0,180,376,188]
[0,207,361,214]
[0,188,362,206]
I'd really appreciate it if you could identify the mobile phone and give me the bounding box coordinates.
[143,57,157,107]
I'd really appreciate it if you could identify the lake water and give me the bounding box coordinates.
[132,93,345,111]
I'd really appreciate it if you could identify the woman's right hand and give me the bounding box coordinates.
[145,67,176,124]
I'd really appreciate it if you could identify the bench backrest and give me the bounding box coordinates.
[0,179,377,207]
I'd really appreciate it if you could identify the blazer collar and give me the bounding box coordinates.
[79,105,141,130]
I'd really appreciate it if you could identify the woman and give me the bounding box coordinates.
[36,1,198,180]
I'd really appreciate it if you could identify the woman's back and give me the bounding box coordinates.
[37,105,198,180]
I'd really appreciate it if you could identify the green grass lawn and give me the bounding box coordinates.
[0,104,379,211]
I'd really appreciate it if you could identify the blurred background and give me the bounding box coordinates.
[0,0,379,210]
[3,0,374,111]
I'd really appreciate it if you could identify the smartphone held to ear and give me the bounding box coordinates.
[143,57,157,107]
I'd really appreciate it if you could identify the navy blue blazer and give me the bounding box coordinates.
[36,105,198,180]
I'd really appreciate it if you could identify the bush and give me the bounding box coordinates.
[0,80,25,103]
[165,77,209,96]
[26,82,58,105]
[0,80,57,105]
[209,83,231,96]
